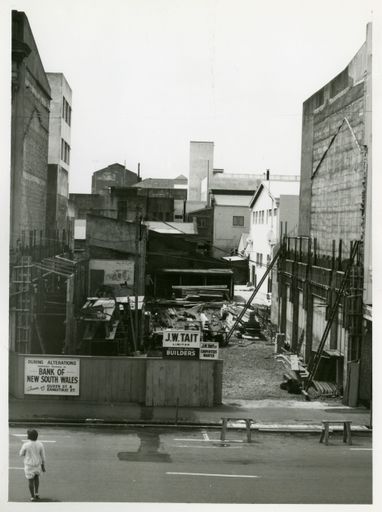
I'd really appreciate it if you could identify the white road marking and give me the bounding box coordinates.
[349,448,372,451]
[12,434,57,443]
[201,429,210,441]
[9,467,24,470]
[175,445,242,449]
[166,472,260,478]
[174,438,243,443]
[16,439,56,443]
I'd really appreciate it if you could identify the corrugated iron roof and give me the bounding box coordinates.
[213,194,252,207]
[146,221,197,234]
[159,268,234,275]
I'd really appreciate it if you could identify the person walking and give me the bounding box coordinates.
[19,429,46,501]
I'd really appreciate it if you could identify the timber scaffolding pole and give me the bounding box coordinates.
[225,245,282,343]
[303,240,361,396]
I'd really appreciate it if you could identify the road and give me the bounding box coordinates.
[9,425,372,504]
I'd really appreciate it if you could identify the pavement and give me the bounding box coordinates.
[9,396,372,434]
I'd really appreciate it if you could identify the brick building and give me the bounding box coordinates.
[9,12,88,357]
[10,10,51,250]
[91,163,139,194]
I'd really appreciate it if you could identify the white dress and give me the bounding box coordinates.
[19,440,46,479]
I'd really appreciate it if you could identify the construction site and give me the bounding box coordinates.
[9,230,369,407]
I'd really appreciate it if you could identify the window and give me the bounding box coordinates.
[233,216,244,226]
[256,252,263,267]
[62,97,72,126]
[268,209,272,219]
[61,138,71,164]
[274,208,277,217]
[197,217,207,228]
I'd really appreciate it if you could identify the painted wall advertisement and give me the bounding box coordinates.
[24,357,80,395]
[89,259,134,286]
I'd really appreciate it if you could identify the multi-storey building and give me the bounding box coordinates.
[10,10,51,251]
[46,73,72,235]
[246,179,300,295]
[275,24,372,406]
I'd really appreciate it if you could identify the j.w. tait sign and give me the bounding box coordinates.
[162,330,201,348]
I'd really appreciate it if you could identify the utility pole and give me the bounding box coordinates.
[134,205,141,351]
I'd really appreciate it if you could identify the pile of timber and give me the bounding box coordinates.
[223,303,263,340]
[172,285,229,300]
[276,352,309,394]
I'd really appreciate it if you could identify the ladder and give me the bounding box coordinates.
[304,241,361,391]
[226,246,282,343]
[13,256,32,353]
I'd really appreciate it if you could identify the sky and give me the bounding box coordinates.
[0,0,378,194]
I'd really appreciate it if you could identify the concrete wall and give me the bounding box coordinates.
[188,141,214,201]
[279,196,299,236]
[10,11,51,249]
[363,24,372,306]
[47,73,72,170]
[46,165,70,233]
[298,36,368,257]
[213,205,250,257]
[69,193,116,220]
[9,351,223,407]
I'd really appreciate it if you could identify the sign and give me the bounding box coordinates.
[162,347,200,360]
[200,342,219,360]
[24,357,80,396]
[89,259,134,286]
[162,330,201,348]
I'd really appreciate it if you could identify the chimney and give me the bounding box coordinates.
[266,169,270,181]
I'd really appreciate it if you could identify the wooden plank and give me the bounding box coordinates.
[199,362,210,407]
[145,359,154,406]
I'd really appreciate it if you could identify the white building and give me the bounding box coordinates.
[212,192,253,258]
[46,72,72,234]
[245,180,300,297]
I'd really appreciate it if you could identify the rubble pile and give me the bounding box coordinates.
[147,297,266,347]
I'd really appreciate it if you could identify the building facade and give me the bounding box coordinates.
[275,25,372,406]
[188,141,214,201]
[91,163,139,194]
[246,180,300,295]
[211,192,253,258]
[10,10,51,250]
[46,73,72,234]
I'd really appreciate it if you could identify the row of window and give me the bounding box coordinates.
[62,97,72,126]
[252,208,277,224]
[196,215,244,227]
[61,138,71,165]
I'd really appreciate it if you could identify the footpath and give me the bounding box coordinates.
[9,397,372,434]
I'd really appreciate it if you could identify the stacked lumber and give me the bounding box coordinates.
[172,285,229,300]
